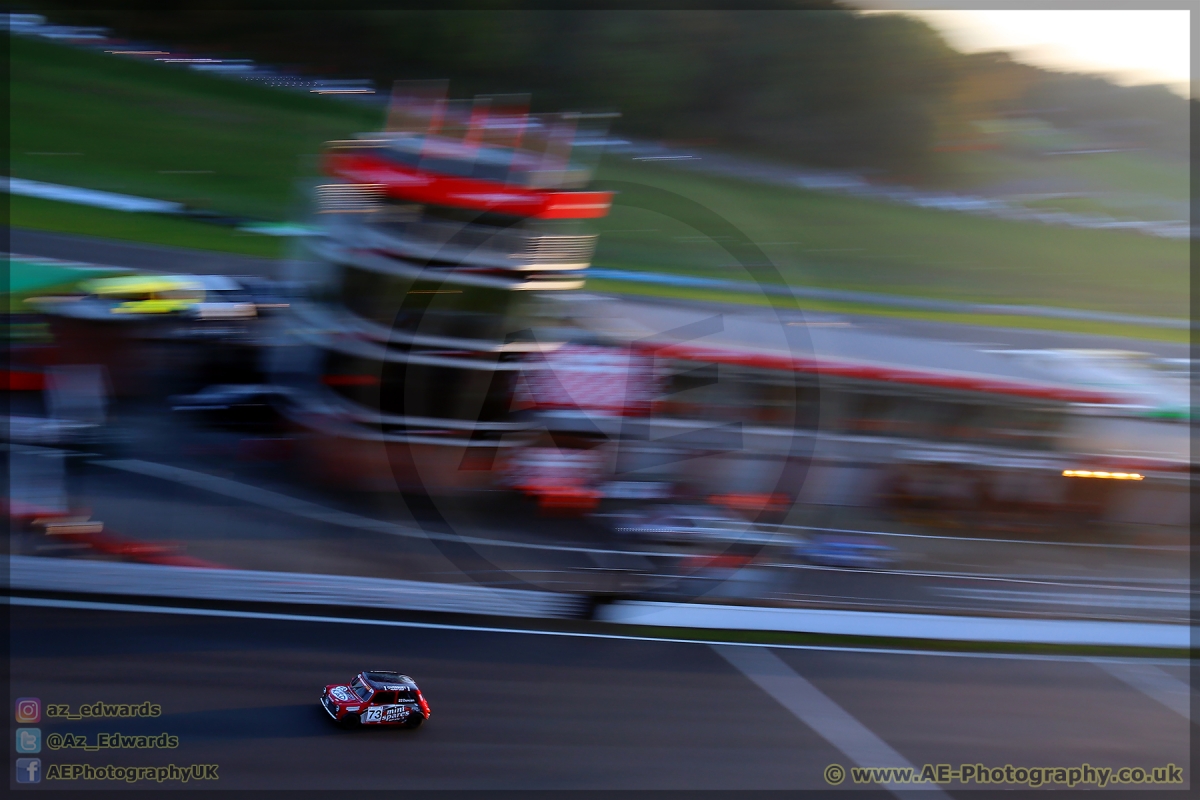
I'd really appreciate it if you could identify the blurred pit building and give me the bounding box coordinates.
[261,82,1186,538]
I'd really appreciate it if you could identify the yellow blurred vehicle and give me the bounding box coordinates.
[81,275,206,316]
[79,274,256,319]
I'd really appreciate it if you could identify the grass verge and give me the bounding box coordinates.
[592,158,1187,319]
[11,34,379,221]
[10,195,289,260]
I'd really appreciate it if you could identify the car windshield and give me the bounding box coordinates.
[350,677,372,701]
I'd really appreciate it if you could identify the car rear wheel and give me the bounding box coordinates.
[404,713,425,729]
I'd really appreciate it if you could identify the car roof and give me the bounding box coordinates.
[83,274,203,296]
[362,671,417,690]
[184,274,244,292]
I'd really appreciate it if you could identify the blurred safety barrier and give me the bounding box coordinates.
[6,177,185,213]
[596,600,1191,648]
[6,556,590,619]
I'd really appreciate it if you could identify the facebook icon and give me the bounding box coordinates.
[16,757,41,783]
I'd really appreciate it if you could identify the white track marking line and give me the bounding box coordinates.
[7,595,1186,667]
[1089,659,1192,721]
[712,645,950,796]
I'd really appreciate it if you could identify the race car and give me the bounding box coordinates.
[321,671,430,729]
[795,536,894,569]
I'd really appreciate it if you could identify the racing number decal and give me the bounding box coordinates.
[364,706,409,723]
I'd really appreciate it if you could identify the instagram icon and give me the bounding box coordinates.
[15,698,40,724]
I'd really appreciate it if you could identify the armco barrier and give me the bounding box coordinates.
[596,600,1191,648]
[6,556,589,619]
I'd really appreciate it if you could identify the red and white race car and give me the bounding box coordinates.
[321,671,430,729]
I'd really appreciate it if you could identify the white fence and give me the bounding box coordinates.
[597,600,1191,648]
[6,556,589,619]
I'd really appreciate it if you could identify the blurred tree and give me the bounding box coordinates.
[21,3,1189,175]
[933,52,1041,152]
[1023,74,1190,158]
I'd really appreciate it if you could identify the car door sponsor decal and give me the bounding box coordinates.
[363,705,411,723]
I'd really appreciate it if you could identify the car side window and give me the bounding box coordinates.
[372,691,396,705]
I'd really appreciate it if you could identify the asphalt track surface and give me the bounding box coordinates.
[9,603,1192,791]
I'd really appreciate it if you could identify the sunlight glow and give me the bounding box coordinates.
[859,8,1190,97]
